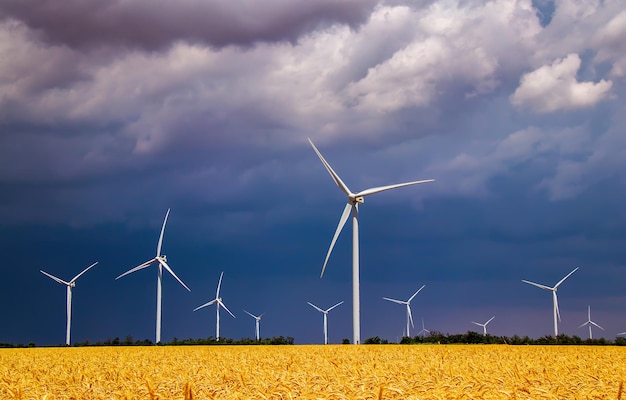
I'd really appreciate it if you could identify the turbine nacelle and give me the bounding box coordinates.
[350,196,364,204]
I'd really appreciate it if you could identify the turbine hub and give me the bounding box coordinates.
[161,255,167,261]
[355,196,364,204]
[70,282,76,288]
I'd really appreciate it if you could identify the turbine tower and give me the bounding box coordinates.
[471,316,495,336]
[383,284,425,338]
[522,266,578,337]
[578,305,604,339]
[40,262,98,346]
[194,272,235,341]
[116,209,191,344]
[418,317,430,338]
[243,310,264,341]
[308,301,344,345]
[308,138,434,344]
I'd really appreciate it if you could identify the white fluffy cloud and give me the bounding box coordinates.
[510,53,612,113]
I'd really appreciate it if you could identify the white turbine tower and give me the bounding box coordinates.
[308,138,434,344]
[308,301,344,345]
[40,262,98,346]
[522,266,579,337]
[471,316,495,336]
[194,272,235,341]
[383,284,426,338]
[116,209,191,344]
[578,305,604,339]
[243,310,264,341]
[418,317,430,338]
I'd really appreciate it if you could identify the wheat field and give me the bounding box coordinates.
[1,344,625,399]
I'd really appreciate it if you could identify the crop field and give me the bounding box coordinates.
[1,344,625,399]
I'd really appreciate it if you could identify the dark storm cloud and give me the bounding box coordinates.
[0,0,377,50]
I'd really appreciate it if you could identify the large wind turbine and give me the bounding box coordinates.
[308,138,434,344]
[383,284,426,338]
[471,316,495,336]
[116,209,191,344]
[578,305,604,339]
[40,262,98,346]
[522,266,579,337]
[194,272,235,341]
[243,310,264,341]
[308,301,344,345]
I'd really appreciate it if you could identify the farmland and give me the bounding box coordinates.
[1,345,625,399]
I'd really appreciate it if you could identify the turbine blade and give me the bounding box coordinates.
[193,299,217,311]
[307,302,325,313]
[158,259,191,292]
[408,285,426,302]
[554,292,561,322]
[70,261,98,283]
[156,208,170,257]
[308,138,351,196]
[383,297,406,305]
[326,301,344,312]
[216,272,224,297]
[521,280,553,291]
[554,267,579,288]
[243,309,257,319]
[471,321,482,326]
[407,305,414,328]
[218,300,236,318]
[590,321,604,330]
[116,259,156,280]
[40,270,69,286]
[320,203,351,278]
[486,316,495,325]
[354,179,435,198]
[578,321,588,329]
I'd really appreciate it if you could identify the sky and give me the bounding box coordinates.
[1,0,626,345]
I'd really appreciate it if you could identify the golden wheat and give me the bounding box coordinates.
[1,345,625,399]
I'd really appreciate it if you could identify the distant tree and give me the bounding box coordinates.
[342,338,350,344]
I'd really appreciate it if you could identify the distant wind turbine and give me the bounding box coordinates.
[418,317,430,338]
[308,301,344,345]
[471,316,495,336]
[116,209,191,344]
[383,285,425,337]
[40,262,98,346]
[194,272,235,341]
[243,310,264,341]
[578,305,604,339]
[522,267,578,337]
[308,138,434,344]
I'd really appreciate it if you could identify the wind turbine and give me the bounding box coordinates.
[308,301,344,345]
[471,316,495,336]
[578,305,604,339]
[116,208,191,344]
[243,310,264,341]
[308,138,434,344]
[522,266,579,337]
[383,284,426,337]
[40,262,98,346]
[418,317,430,338]
[194,272,235,341]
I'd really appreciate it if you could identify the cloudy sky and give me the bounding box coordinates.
[1,0,626,345]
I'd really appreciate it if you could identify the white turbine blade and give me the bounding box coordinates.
[243,309,257,319]
[471,321,482,327]
[320,203,351,278]
[70,261,98,283]
[554,267,579,288]
[156,208,170,257]
[216,271,224,297]
[326,301,344,312]
[218,300,236,318]
[116,259,156,280]
[158,259,191,292]
[578,321,589,329]
[40,270,69,286]
[308,138,351,196]
[383,297,406,305]
[307,302,325,313]
[590,321,604,330]
[521,280,553,291]
[407,305,414,328]
[354,179,435,198]
[588,305,591,320]
[408,285,426,303]
[554,292,561,322]
[485,316,495,325]
[193,299,217,311]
